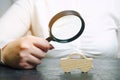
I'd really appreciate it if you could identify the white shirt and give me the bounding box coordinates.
[0,0,120,58]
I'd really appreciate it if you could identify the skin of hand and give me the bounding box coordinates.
[1,35,53,69]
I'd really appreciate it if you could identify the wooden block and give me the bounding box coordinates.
[60,53,93,73]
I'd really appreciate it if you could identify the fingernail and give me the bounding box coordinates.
[49,44,54,50]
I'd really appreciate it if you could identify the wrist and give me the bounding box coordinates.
[0,39,15,64]
[0,48,3,64]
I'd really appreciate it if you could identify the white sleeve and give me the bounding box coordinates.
[114,0,120,57]
[0,0,33,40]
[114,0,120,30]
[0,0,33,61]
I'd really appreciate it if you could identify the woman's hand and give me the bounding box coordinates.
[1,36,53,69]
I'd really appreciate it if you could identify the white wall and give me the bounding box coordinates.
[0,0,15,17]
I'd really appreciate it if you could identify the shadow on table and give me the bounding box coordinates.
[62,72,93,80]
[0,64,44,80]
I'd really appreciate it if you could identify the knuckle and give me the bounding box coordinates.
[40,53,46,58]
[36,60,42,65]
[25,35,32,39]
[23,65,34,69]
[19,41,30,50]
[40,38,50,46]
[18,36,34,50]
[19,52,27,59]
[45,45,50,50]
[19,62,25,67]
[19,61,35,69]
[19,61,26,68]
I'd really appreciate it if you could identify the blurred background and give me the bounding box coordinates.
[0,0,17,17]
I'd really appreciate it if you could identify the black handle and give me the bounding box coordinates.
[46,37,52,42]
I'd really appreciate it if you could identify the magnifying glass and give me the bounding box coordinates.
[46,10,85,43]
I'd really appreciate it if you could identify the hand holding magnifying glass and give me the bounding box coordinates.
[46,10,85,43]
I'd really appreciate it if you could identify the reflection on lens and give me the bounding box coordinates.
[51,15,82,40]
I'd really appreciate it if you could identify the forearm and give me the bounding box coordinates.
[0,0,33,63]
[0,0,32,40]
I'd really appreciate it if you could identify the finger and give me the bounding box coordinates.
[19,54,41,69]
[30,45,46,59]
[19,62,36,69]
[27,54,42,65]
[31,37,51,52]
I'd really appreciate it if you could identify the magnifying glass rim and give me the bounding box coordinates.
[48,10,85,43]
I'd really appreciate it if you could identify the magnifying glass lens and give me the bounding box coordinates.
[47,10,85,43]
[51,15,82,40]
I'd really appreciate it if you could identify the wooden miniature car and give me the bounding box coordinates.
[60,53,93,73]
